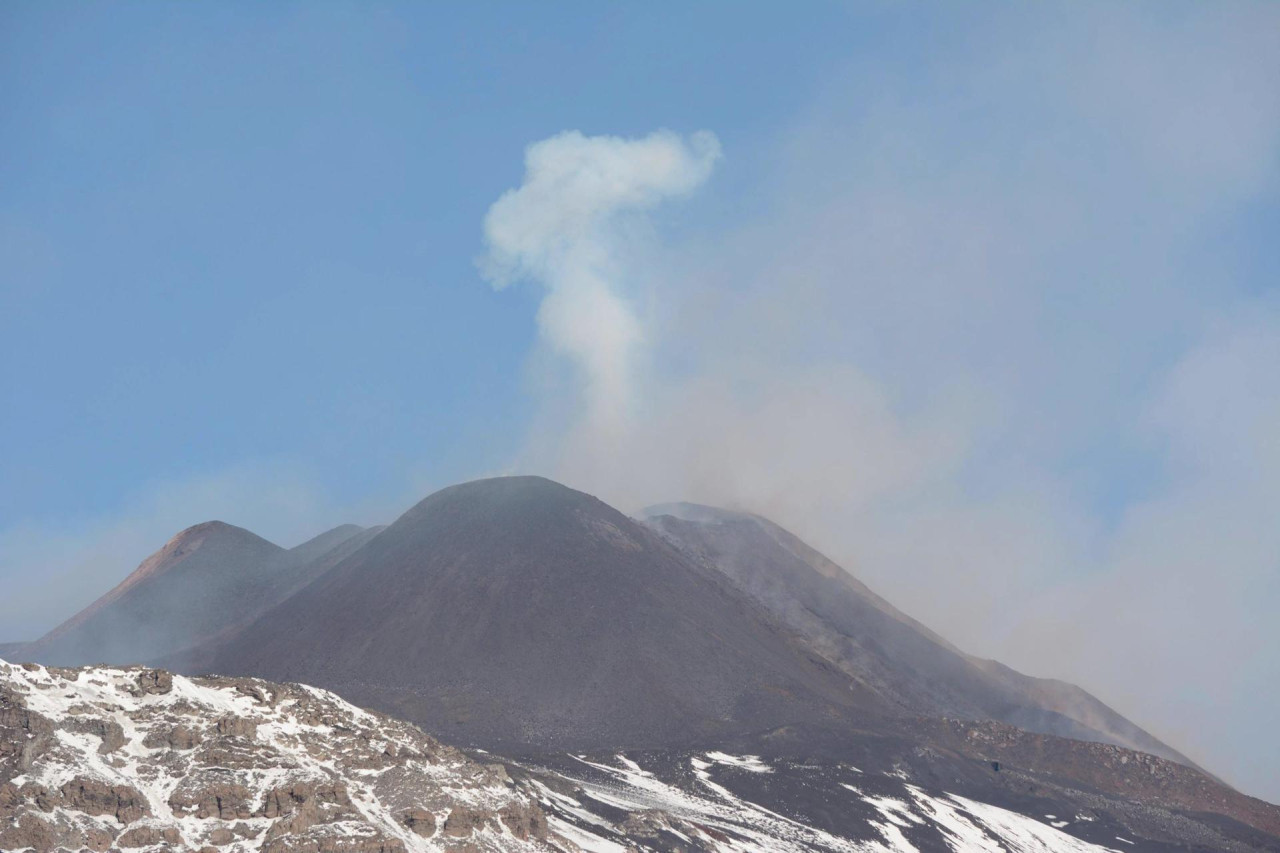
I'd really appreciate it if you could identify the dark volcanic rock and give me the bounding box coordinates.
[59,715,126,753]
[59,776,150,822]
[20,521,372,668]
[132,667,174,695]
[444,804,494,837]
[500,801,549,840]
[199,476,886,750]
[9,476,1277,850]
[168,774,255,819]
[397,806,437,836]
[20,521,284,666]
[644,503,1199,768]
[117,823,183,847]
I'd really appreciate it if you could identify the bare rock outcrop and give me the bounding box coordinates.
[132,668,174,696]
[444,804,495,837]
[118,823,183,847]
[59,775,150,822]
[0,660,559,853]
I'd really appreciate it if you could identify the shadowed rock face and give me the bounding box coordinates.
[641,504,1199,769]
[198,477,887,750]
[22,522,369,667]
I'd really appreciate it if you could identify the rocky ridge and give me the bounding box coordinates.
[192,477,882,752]
[21,522,373,668]
[0,661,1129,853]
[3,661,1277,852]
[0,660,555,853]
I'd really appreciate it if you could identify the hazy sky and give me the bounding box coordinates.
[3,2,1278,801]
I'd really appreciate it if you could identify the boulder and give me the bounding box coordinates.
[60,716,126,753]
[59,776,150,822]
[118,823,183,847]
[168,776,254,819]
[443,805,492,837]
[397,807,436,837]
[133,669,174,695]
[499,800,548,840]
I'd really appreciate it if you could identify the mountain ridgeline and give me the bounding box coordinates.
[8,475,1279,851]
[642,502,1197,767]
[188,476,884,749]
[20,521,382,667]
[5,476,1210,759]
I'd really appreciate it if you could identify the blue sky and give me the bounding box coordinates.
[3,2,1279,800]
[1,1,933,520]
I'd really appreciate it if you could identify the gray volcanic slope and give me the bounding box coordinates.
[643,502,1198,769]
[198,476,886,750]
[22,521,368,667]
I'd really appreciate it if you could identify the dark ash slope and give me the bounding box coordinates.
[642,502,1198,769]
[22,521,369,667]
[198,476,886,750]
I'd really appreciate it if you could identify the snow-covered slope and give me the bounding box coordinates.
[513,750,1126,853]
[2,661,1271,852]
[0,660,554,852]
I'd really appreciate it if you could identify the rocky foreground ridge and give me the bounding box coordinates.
[0,660,553,853]
[12,660,1276,853]
[0,659,1128,853]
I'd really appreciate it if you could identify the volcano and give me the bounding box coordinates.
[194,476,884,749]
[14,475,1280,849]
[21,520,372,666]
[642,502,1197,767]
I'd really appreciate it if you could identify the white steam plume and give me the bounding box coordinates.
[479,129,721,432]
[480,4,1280,803]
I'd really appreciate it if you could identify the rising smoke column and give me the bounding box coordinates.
[479,129,721,432]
